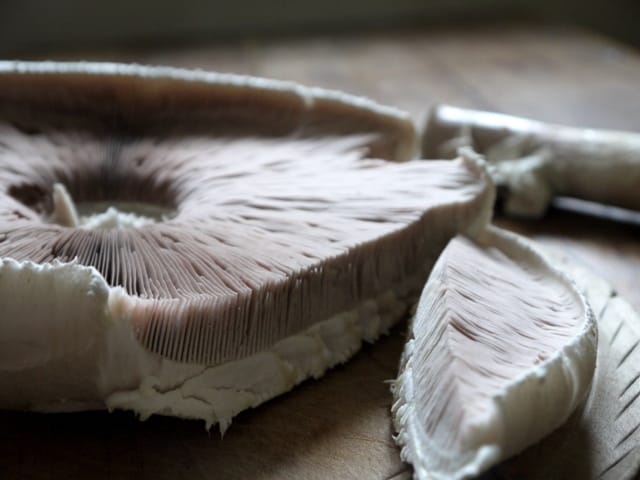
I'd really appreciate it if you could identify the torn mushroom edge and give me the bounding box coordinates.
[0,254,409,431]
[391,225,598,480]
[0,60,419,161]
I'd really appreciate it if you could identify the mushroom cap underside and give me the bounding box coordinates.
[0,63,495,367]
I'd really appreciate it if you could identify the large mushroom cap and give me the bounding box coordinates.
[0,62,494,420]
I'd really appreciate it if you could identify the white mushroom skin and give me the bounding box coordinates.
[392,227,597,480]
[423,104,640,218]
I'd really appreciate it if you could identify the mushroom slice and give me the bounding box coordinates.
[495,257,640,480]
[423,104,640,218]
[0,62,494,427]
[392,227,597,480]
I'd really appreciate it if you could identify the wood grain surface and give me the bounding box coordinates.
[2,24,640,480]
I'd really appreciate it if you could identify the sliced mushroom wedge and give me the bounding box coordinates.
[392,227,597,480]
[0,62,494,429]
[496,256,640,480]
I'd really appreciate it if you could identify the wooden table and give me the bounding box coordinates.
[2,24,640,480]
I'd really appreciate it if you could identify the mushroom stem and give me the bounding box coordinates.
[51,183,80,228]
[423,104,640,218]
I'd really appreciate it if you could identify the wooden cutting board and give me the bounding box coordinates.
[2,24,640,480]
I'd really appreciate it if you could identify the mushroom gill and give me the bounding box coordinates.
[0,62,494,422]
[0,118,492,367]
[392,227,597,480]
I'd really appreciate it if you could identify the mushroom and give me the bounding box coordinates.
[0,62,494,429]
[392,226,597,480]
[423,104,640,218]
[495,256,640,480]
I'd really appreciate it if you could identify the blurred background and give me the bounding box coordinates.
[1,0,639,132]
[0,0,638,56]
